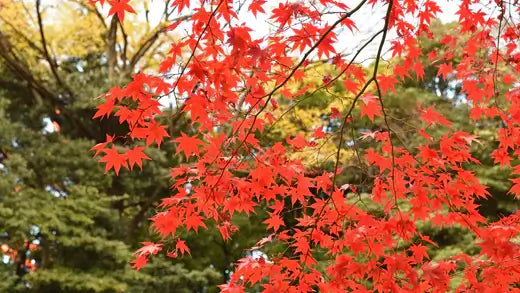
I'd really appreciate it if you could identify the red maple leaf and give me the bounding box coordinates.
[413,62,425,79]
[93,97,115,119]
[316,30,337,58]
[270,3,293,28]
[136,241,162,256]
[420,106,452,127]
[493,148,511,166]
[359,95,382,122]
[377,74,398,95]
[409,244,429,263]
[344,78,360,94]
[98,146,128,175]
[436,63,453,79]
[286,134,309,151]
[131,255,148,270]
[125,146,151,170]
[145,121,170,147]
[248,0,266,17]
[171,0,190,13]
[312,126,326,139]
[90,134,114,157]
[330,107,341,119]
[108,0,135,23]
[219,283,245,293]
[185,214,207,233]
[175,239,191,255]
[173,132,204,158]
[263,212,284,232]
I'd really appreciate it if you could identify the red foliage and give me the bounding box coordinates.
[90,0,520,291]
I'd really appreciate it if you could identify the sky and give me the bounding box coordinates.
[41,0,464,131]
[141,0,462,62]
[87,0,465,67]
[38,0,464,70]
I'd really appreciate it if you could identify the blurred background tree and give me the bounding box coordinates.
[0,1,263,292]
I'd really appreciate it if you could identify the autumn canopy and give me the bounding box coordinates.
[88,0,520,291]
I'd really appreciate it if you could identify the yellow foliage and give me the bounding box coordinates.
[0,0,174,75]
[267,62,364,168]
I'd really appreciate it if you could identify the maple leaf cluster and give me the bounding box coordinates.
[90,0,520,291]
[90,73,171,174]
[89,0,135,23]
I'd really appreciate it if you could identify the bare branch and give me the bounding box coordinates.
[118,20,129,70]
[107,16,118,82]
[35,0,74,97]
[0,14,45,55]
[128,14,192,72]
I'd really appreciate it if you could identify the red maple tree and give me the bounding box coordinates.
[90,0,520,291]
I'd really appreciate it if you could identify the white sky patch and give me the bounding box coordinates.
[2,255,10,264]
[147,0,462,108]
[46,0,462,66]
[42,117,56,133]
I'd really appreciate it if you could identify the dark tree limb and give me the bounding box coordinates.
[35,0,74,98]
[107,16,118,83]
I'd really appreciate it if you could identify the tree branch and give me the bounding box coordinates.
[127,14,192,73]
[107,16,118,83]
[118,19,129,71]
[0,14,45,56]
[35,0,73,97]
